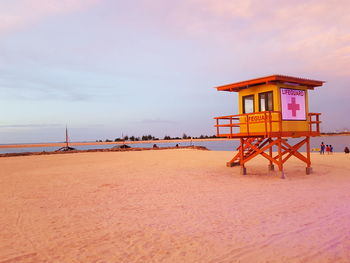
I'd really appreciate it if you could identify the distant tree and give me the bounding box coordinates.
[164,135,171,140]
[183,133,189,139]
[124,135,129,141]
[114,138,123,142]
[105,139,113,142]
[130,136,135,141]
[135,137,140,141]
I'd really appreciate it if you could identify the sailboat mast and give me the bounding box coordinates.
[66,126,69,148]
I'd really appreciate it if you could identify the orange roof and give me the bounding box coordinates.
[216,75,325,92]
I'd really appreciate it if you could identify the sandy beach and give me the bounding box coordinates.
[1,149,350,262]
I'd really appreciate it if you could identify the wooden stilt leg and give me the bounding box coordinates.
[278,137,285,179]
[306,136,312,174]
[240,138,247,175]
[268,138,274,171]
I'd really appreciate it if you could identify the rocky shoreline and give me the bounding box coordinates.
[0,145,208,158]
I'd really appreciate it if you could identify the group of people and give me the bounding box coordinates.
[320,142,333,154]
[320,142,350,154]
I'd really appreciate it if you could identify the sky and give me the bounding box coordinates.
[0,0,349,143]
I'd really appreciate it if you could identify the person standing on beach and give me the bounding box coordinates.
[345,147,349,154]
[330,145,333,154]
[326,145,330,154]
[320,142,325,154]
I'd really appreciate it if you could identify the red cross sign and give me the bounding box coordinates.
[287,97,300,117]
[280,88,306,120]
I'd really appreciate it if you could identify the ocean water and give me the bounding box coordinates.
[194,136,350,152]
[1,136,350,154]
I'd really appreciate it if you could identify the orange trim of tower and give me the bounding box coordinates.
[216,75,325,92]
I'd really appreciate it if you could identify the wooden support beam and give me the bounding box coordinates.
[280,139,308,164]
[306,136,311,167]
[277,138,285,179]
[240,138,244,168]
[242,139,280,165]
[225,135,313,178]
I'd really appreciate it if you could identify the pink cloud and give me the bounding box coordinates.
[0,14,21,32]
[256,1,350,76]
[0,0,99,33]
[22,0,99,15]
[142,0,350,76]
[200,0,254,18]
[1,0,349,77]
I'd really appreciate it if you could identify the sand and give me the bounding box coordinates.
[1,149,350,262]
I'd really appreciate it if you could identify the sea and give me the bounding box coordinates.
[1,136,350,154]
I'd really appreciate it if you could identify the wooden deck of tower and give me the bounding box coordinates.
[214,75,325,178]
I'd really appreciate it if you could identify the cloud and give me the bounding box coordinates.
[142,0,350,77]
[252,1,350,76]
[0,72,93,101]
[0,0,99,34]
[206,0,254,18]
[0,123,61,128]
[139,118,178,124]
[0,66,124,102]
[0,14,21,32]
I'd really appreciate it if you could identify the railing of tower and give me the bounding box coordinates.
[214,111,321,138]
[308,113,321,135]
[214,111,282,138]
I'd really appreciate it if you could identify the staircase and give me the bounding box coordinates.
[226,137,265,167]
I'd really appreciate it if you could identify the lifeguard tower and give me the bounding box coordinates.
[214,75,324,178]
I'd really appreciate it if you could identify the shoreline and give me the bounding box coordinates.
[0,145,208,158]
[0,138,233,149]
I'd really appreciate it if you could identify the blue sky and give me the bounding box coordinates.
[0,0,349,143]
